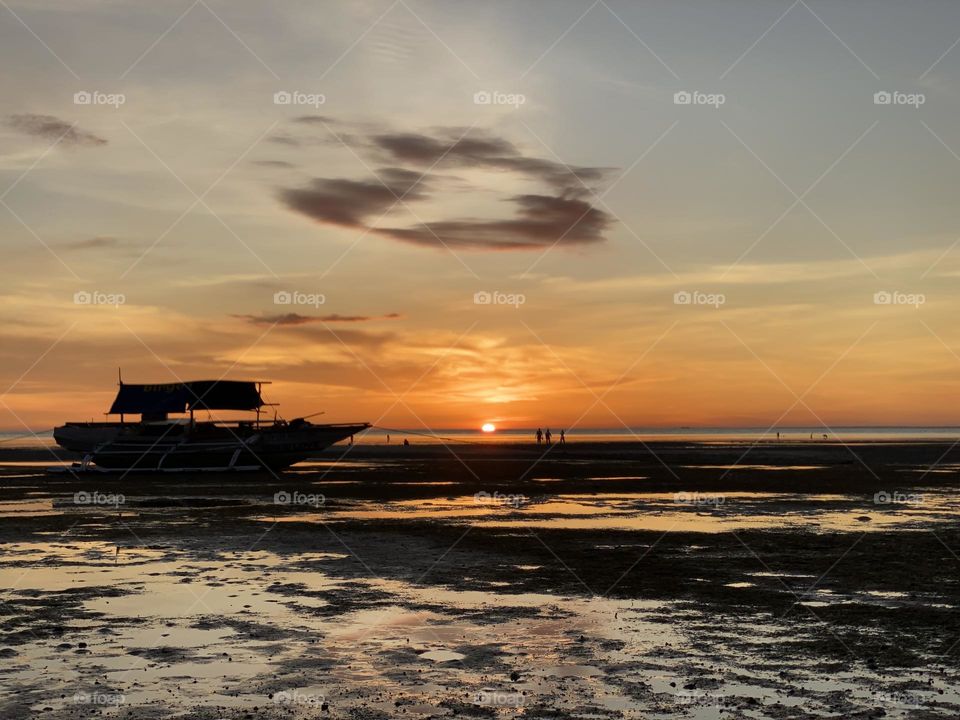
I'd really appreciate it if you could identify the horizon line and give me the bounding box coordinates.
[6,424,960,435]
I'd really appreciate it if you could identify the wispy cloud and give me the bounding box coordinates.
[6,114,106,147]
[278,168,429,227]
[234,312,402,325]
[379,193,611,250]
[61,236,133,251]
[275,122,615,251]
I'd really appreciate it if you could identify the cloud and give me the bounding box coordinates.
[372,130,609,190]
[252,159,295,168]
[6,114,106,147]
[234,312,402,325]
[378,193,611,249]
[275,123,616,251]
[268,133,301,146]
[278,167,429,227]
[292,114,337,125]
[61,236,130,251]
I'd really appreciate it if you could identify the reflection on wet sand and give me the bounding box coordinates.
[1,441,959,718]
[259,490,956,534]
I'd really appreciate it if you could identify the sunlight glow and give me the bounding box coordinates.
[481,423,496,433]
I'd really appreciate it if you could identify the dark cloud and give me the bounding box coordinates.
[252,159,295,168]
[379,194,611,250]
[6,114,106,147]
[278,168,428,227]
[372,130,609,190]
[235,312,401,325]
[292,115,336,125]
[268,133,301,146]
[62,236,127,251]
[275,123,616,251]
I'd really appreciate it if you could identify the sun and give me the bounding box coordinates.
[481,423,496,433]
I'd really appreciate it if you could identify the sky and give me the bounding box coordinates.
[2,0,960,432]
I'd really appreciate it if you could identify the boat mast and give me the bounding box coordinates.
[118,367,125,425]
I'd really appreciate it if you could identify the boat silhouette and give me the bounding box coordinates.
[53,379,368,471]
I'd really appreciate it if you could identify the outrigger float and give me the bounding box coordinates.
[52,379,369,472]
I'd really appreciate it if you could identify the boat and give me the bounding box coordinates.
[53,379,369,472]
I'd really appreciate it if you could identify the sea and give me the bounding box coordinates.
[6,426,960,448]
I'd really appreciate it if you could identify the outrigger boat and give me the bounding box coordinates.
[53,379,369,472]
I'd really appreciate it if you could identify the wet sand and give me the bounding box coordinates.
[1,440,959,719]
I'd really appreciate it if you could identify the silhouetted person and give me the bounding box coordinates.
[403,438,409,447]
[536,428,543,444]
[560,429,565,445]
[545,428,552,445]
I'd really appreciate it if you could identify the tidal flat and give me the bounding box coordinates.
[0,441,958,719]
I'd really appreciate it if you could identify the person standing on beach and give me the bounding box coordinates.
[536,428,543,444]
[560,429,565,445]
[545,428,552,445]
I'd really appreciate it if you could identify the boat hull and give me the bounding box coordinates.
[55,421,368,471]
[53,422,124,452]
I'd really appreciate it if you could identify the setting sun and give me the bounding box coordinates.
[481,423,496,433]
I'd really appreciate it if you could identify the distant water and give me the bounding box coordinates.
[356,427,960,444]
[2,427,960,449]
[0,430,54,448]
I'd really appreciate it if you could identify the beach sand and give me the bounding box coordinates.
[0,440,958,718]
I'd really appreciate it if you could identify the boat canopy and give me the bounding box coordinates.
[108,381,265,415]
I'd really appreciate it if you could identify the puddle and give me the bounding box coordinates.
[682,464,827,471]
[254,492,960,534]
[0,500,58,517]
[419,649,466,663]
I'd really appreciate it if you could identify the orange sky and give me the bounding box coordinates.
[2,1,960,431]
